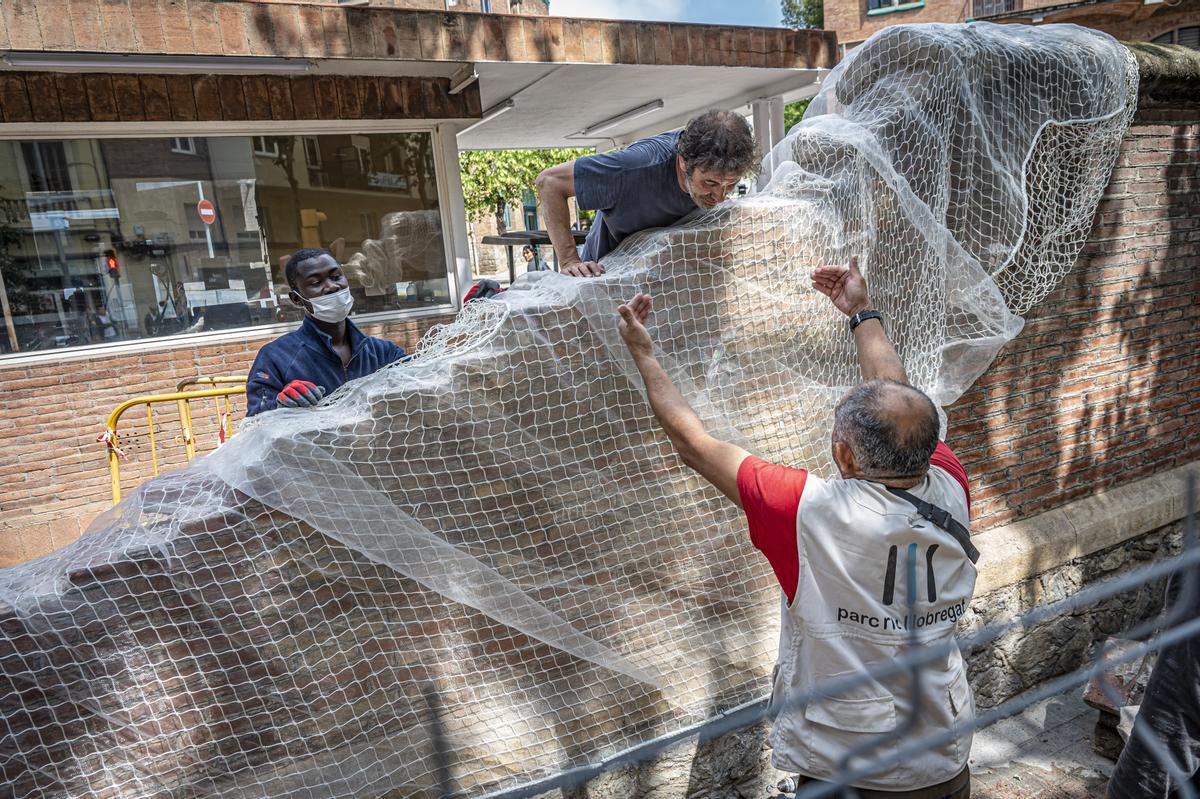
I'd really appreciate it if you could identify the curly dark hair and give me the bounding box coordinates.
[284,247,334,288]
[676,110,758,177]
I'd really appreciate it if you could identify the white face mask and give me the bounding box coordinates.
[306,287,354,323]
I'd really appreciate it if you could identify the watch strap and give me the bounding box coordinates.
[849,309,883,332]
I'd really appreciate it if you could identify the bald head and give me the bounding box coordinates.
[832,379,940,479]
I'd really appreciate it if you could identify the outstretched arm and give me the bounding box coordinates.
[811,256,908,385]
[618,294,749,507]
[535,161,603,277]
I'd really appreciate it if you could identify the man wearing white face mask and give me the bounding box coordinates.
[244,248,406,417]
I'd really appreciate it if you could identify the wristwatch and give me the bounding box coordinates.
[849,309,883,332]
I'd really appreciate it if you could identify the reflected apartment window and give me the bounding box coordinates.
[0,133,450,356]
[252,136,280,158]
[1152,26,1199,49]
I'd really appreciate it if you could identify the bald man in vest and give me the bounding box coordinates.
[617,258,976,797]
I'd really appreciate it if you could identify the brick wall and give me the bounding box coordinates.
[0,71,479,124]
[824,0,966,52]
[948,107,1200,531]
[0,314,454,567]
[826,0,1197,54]
[0,1,835,71]
[2,114,1196,566]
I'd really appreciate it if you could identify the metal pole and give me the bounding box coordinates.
[197,180,214,259]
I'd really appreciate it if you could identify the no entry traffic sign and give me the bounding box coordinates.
[197,199,216,226]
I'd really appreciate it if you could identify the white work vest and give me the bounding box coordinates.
[768,468,977,790]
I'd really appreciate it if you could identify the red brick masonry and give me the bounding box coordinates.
[948,108,1200,530]
[0,315,454,567]
[0,1,837,71]
[0,72,480,124]
[2,110,1196,565]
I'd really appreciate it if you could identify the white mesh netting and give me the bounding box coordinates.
[0,23,1136,799]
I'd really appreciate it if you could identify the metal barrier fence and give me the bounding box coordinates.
[423,473,1199,799]
[101,378,246,504]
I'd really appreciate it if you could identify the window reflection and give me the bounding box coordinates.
[0,132,448,355]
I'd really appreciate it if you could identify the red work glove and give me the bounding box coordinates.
[277,379,326,408]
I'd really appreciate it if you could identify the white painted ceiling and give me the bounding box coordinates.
[458,61,825,150]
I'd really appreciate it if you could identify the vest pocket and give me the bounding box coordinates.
[947,668,971,719]
[803,693,897,734]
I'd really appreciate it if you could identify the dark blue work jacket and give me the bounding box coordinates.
[245,315,406,417]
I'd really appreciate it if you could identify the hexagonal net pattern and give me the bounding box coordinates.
[0,23,1135,799]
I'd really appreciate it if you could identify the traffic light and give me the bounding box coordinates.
[104,249,120,280]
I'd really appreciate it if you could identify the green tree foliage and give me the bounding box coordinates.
[782,0,824,29]
[784,98,812,133]
[459,148,592,233]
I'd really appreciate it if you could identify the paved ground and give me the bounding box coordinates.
[970,687,1115,799]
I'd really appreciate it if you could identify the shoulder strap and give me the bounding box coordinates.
[885,486,980,564]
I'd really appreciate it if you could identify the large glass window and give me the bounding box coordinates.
[0,132,449,355]
[1152,27,1199,50]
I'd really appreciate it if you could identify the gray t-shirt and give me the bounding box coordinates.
[573,131,697,262]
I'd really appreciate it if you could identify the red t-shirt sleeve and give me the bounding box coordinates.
[930,440,970,513]
[737,456,807,605]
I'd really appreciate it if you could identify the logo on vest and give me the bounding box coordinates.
[834,542,965,632]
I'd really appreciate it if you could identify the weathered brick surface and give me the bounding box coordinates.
[825,0,1198,56]
[0,316,450,567]
[1,113,1195,567]
[0,1,837,70]
[0,71,478,122]
[947,110,1200,532]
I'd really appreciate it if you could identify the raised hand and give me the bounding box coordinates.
[811,256,872,317]
[617,293,654,358]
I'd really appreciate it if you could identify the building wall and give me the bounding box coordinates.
[0,313,455,568]
[280,0,549,13]
[2,107,1195,566]
[827,0,1200,54]
[948,106,1200,530]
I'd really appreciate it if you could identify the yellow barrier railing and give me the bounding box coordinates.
[102,381,246,505]
[174,377,245,460]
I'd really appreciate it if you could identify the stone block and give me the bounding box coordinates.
[190,74,221,120]
[335,75,362,119]
[110,74,144,120]
[139,74,171,120]
[68,0,105,51]
[56,73,91,121]
[83,74,119,121]
[321,7,351,58]
[164,74,196,120]
[25,73,63,122]
[217,74,247,120]
[159,0,193,53]
[129,0,165,52]
[290,75,319,119]
[245,3,277,56]
[4,0,44,49]
[187,0,221,55]
[241,75,272,120]
[314,75,339,119]
[265,74,292,118]
[345,7,373,58]
[217,2,250,55]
